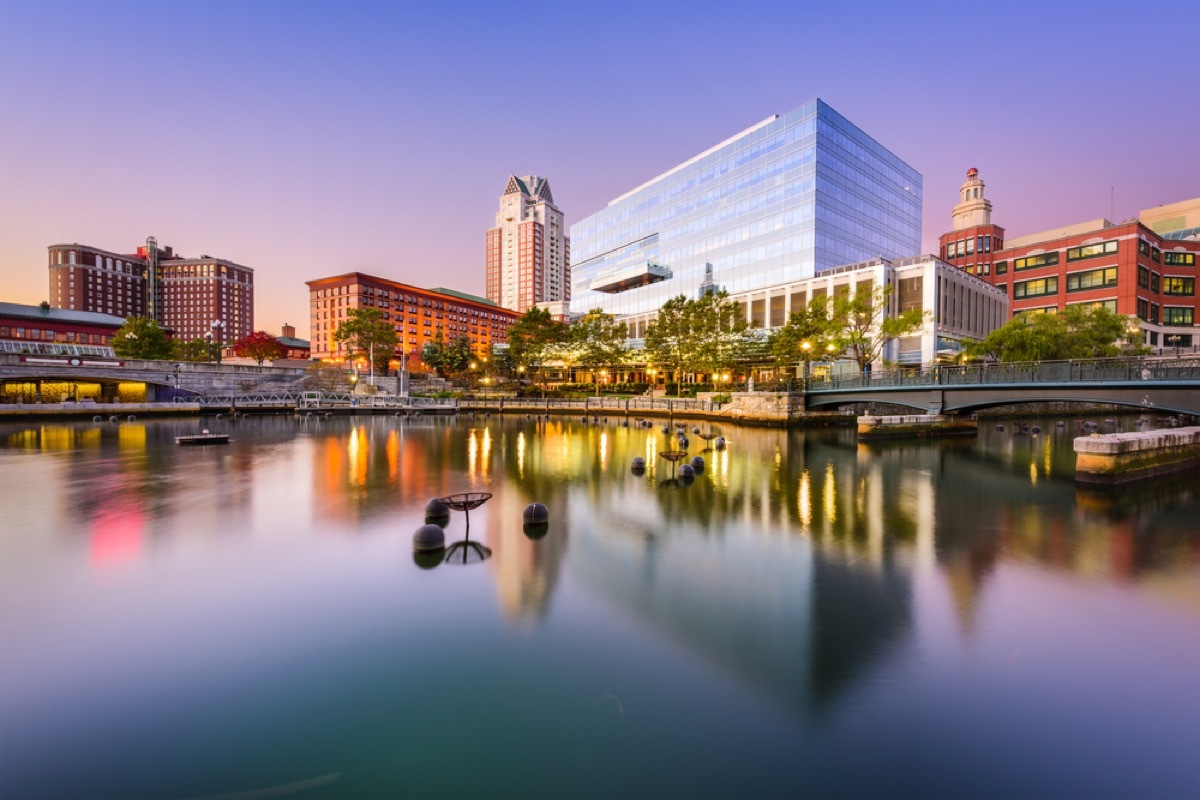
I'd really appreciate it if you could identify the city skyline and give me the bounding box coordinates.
[2,0,1196,336]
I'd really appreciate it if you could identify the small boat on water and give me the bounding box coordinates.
[176,429,230,445]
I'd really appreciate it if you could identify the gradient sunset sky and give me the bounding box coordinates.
[2,0,1196,335]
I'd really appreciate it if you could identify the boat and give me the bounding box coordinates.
[176,430,230,445]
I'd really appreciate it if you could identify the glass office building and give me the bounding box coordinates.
[570,99,923,318]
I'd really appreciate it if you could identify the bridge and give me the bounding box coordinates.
[804,358,1200,416]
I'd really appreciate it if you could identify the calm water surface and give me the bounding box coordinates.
[1,414,1197,799]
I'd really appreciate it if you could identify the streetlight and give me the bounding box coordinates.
[800,340,812,386]
[1167,334,1182,357]
[210,320,225,365]
[598,369,608,396]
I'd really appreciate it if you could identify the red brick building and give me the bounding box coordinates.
[306,273,519,367]
[48,237,254,344]
[940,173,1200,351]
[0,301,127,356]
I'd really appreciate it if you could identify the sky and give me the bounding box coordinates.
[1,0,1197,337]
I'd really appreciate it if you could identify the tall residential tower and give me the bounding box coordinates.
[486,175,570,313]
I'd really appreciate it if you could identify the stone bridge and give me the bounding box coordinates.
[805,358,1200,416]
[0,353,308,403]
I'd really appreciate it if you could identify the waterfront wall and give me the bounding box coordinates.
[1074,426,1200,486]
[857,414,978,441]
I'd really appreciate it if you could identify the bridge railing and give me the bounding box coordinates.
[812,357,1200,392]
[178,391,458,410]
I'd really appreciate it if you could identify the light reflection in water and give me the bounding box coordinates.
[823,461,837,525]
[798,469,812,529]
[516,431,525,479]
[599,432,607,470]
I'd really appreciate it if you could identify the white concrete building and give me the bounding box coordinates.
[486,175,570,314]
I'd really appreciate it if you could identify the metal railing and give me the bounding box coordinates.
[809,357,1200,392]
[178,391,458,410]
[458,396,721,413]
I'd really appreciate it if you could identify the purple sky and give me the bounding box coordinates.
[2,0,1196,336]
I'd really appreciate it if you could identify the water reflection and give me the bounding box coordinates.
[1,414,1197,799]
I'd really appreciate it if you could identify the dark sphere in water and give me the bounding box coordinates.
[412,524,446,553]
[678,464,695,478]
[523,503,549,524]
[690,456,705,470]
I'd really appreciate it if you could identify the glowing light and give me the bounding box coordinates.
[798,469,812,528]
[1029,461,1038,486]
[517,432,526,479]
[599,432,608,469]
[823,462,837,523]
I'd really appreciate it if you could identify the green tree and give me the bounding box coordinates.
[570,309,628,391]
[968,306,1144,362]
[830,284,928,373]
[305,360,350,393]
[506,306,569,389]
[688,290,755,378]
[172,337,210,362]
[422,332,473,378]
[233,330,287,365]
[113,316,173,360]
[334,308,398,380]
[767,295,835,376]
[643,295,691,390]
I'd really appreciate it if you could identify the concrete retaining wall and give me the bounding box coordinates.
[1074,426,1200,485]
[857,414,978,441]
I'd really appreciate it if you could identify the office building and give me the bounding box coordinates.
[486,175,570,313]
[0,301,126,357]
[939,183,1200,351]
[306,273,520,365]
[569,99,923,318]
[47,238,254,344]
[937,168,1005,277]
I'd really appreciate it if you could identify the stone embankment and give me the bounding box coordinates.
[0,402,201,420]
[857,413,978,441]
[1074,426,1200,486]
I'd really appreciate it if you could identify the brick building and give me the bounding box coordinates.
[306,273,519,367]
[0,301,127,356]
[48,237,254,345]
[940,176,1200,351]
[486,175,570,313]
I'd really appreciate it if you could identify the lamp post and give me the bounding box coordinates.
[598,369,607,396]
[800,340,812,387]
[1167,334,1181,357]
[210,320,225,365]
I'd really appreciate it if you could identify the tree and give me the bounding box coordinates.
[233,331,287,365]
[829,284,928,373]
[172,337,210,362]
[334,308,398,381]
[570,310,628,391]
[688,289,756,378]
[507,307,569,389]
[767,295,836,376]
[967,306,1145,362]
[421,332,473,378]
[643,295,692,389]
[112,316,173,360]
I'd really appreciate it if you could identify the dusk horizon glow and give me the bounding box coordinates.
[2,0,1196,337]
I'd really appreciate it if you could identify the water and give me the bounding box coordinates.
[1,414,1197,799]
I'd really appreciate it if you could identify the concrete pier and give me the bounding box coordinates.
[857,413,978,441]
[1074,426,1200,485]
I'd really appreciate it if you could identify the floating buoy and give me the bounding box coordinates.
[996,424,1005,431]
[523,503,549,524]
[1055,420,1065,427]
[93,415,102,422]
[526,414,532,420]
[631,456,646,471]
[412,524,446,553]
[127,415,136,421]
[661,425,671,434]
[692,426,700,434]
[714,437,726,450]
[690,456,705,471]
[1031,425,1041,433]
[424,498,451,524]
[678,464,695,478]
[109,415,118,422]
[677,436,689,448]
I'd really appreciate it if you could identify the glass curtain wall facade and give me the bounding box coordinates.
[570,99,922,317]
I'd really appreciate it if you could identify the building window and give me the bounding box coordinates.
[1066,240,1118,261]
[1162,277,1195,295]
[1014,277,1059,299]
[1163,252,1196,266]
[1151,273,1160,293]
[994,260,1008,275]
[1066,267,1118,292]
[1138,266,1150,288]
[1014,253,1059,271]
[1162,307,1194,325]
[1069,299,1118,312]
[1138,240,1150,256]
[1151,247,1161,263]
